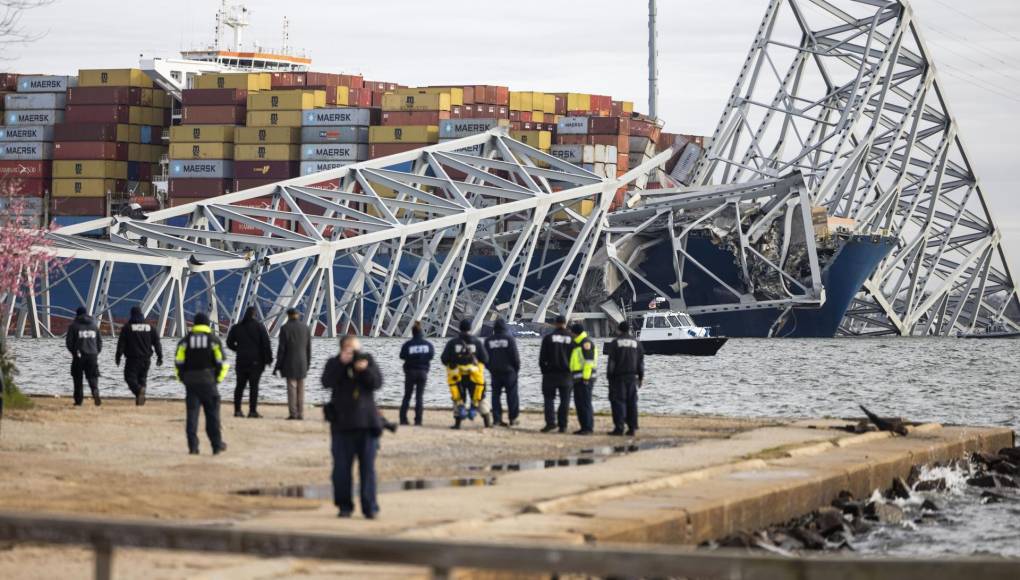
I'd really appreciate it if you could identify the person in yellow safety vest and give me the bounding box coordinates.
[174,312,229,455]
[440,319,492,429]
[569,322,598,435]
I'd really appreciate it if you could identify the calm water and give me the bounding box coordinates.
[8,337,1018,430]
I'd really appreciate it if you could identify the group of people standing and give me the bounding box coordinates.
[64,305,646,520]
[397,314,644,436]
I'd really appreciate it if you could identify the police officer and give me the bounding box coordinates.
[569,321,597,435]
[115,305,163,406]
[485,318,520,427]
[65,306,102,406]
[398,321,434,426]
[226,306,273,418]
[174,312,229,455]
[539,315,574,433]
[440,318,491,429]
[605,320,644,436]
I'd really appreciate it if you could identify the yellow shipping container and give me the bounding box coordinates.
[52,179,121,198]
[381,92,451,112]
[128,143,141,162]
[368,125,439,144]
[511,91,532,112]
[622,101,634,113]
[127,124,141,144]
[529,92,547,114]
[247,90,325,111]
[234,127,301,144]
[395,87,464,107]
[511,130,552,150]
[566,93,591,112]
[334,86,350,107]
[169,143,235,160]
[170,125,236,143]
[554,199,595,220]
[245,111,304,127]
[53,161,128,180]
[78,68,153,88]
[139,88,153,106]
[234,144,301,161]
[194,73,270,92]
[543,94,556,115]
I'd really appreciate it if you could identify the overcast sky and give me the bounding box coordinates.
[5,0,1020,272]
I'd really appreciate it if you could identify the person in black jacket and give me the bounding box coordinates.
[226,306,273,418]
[174,312,229,455]
[440,319,491,429]
[605,320,645,436]
[539,314,574,433]
[322,335,382,519]
[484,318,520,427]
[65,306,103,407]
[115,305,163,406]
[398,321,434,426]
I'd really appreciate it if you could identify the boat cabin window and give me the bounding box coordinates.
[667,315,683,327]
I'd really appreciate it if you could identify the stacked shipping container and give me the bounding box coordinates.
[1,74,74,225]
[169,72,267,204]
[52,69,169,220]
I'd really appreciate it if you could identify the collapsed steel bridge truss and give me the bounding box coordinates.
[6,130,669,338]
[693,0,1020,335]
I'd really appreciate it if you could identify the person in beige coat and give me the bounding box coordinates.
[274,308,312,420]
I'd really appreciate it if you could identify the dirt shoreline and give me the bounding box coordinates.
[0,397,769,521]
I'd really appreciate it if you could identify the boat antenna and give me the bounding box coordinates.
[648,0,659,120]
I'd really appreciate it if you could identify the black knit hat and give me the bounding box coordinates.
[193,312,210,326]
[459,318,473,332]
[619,320,631,333]
[76,306,87,316]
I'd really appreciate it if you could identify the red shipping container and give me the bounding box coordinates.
[0,160,51,178]
[169,178,233,197]
[617,153,630,171]
[475,104,509,119]
[371,91,385,108]
[182,89,248,106]
[588,133,630,152]
[589,117,631,135]
[65,105,132,124]
[473,85,509,106]
[0,73,18,91]
[369,143,429,158]
[2,177,48,197]
[305,72,339,87]
[233,179,280,191]
[553,94,566,116]
[51,196,107,216]
[339,74,364,89]
[629,119,657,138]
[228,196,291,236]
[347,88,373,108]
[364,81,398,92]
[235,161,299,180]
[556,135,587,146]
[449,106,463,119]
[67,86,141,106]
[54,142,129,161]
[129,196,160,211]
[380,111,450,125]
[270,72,305,88]
[182,106,246,125]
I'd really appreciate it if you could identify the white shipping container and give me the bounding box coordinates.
[300,144,369,162]
[300,161,352,175]
[4,93,67,110]
[17,75,77,93]
[550,144,594,165]
[0,141,53,160]
[439,118,503,139]
[0,195,44,213]
[0,125,55,142]
[556,116,590,135]
[170,160,233,178]
[5,109,64,126]
[300,126,369,144]
[302,108,374,127]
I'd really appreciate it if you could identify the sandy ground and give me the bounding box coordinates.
[0,397,769,579]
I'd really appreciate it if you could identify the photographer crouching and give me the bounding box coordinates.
[321,335,384,519]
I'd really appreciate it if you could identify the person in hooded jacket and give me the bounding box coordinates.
[398,321,434,426]
[440,319,491,429]
[275,308,312,420]
[484,318,521,427]
[321,334,383,519]
[65,306,103,406]
[115,305,163,406]
[226,306,273,418]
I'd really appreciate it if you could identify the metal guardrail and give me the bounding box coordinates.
[1,511,1019,579]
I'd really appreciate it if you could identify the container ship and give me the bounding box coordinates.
[0,2,892,338]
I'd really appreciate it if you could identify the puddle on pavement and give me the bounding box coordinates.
[236,438,685,499]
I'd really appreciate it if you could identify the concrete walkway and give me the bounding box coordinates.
[238,421,1014,548]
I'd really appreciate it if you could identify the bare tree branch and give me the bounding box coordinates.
[0,0,54,54]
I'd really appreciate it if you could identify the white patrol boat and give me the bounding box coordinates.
[638,311,728,356]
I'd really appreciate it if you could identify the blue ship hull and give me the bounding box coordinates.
[634,234,895,338]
